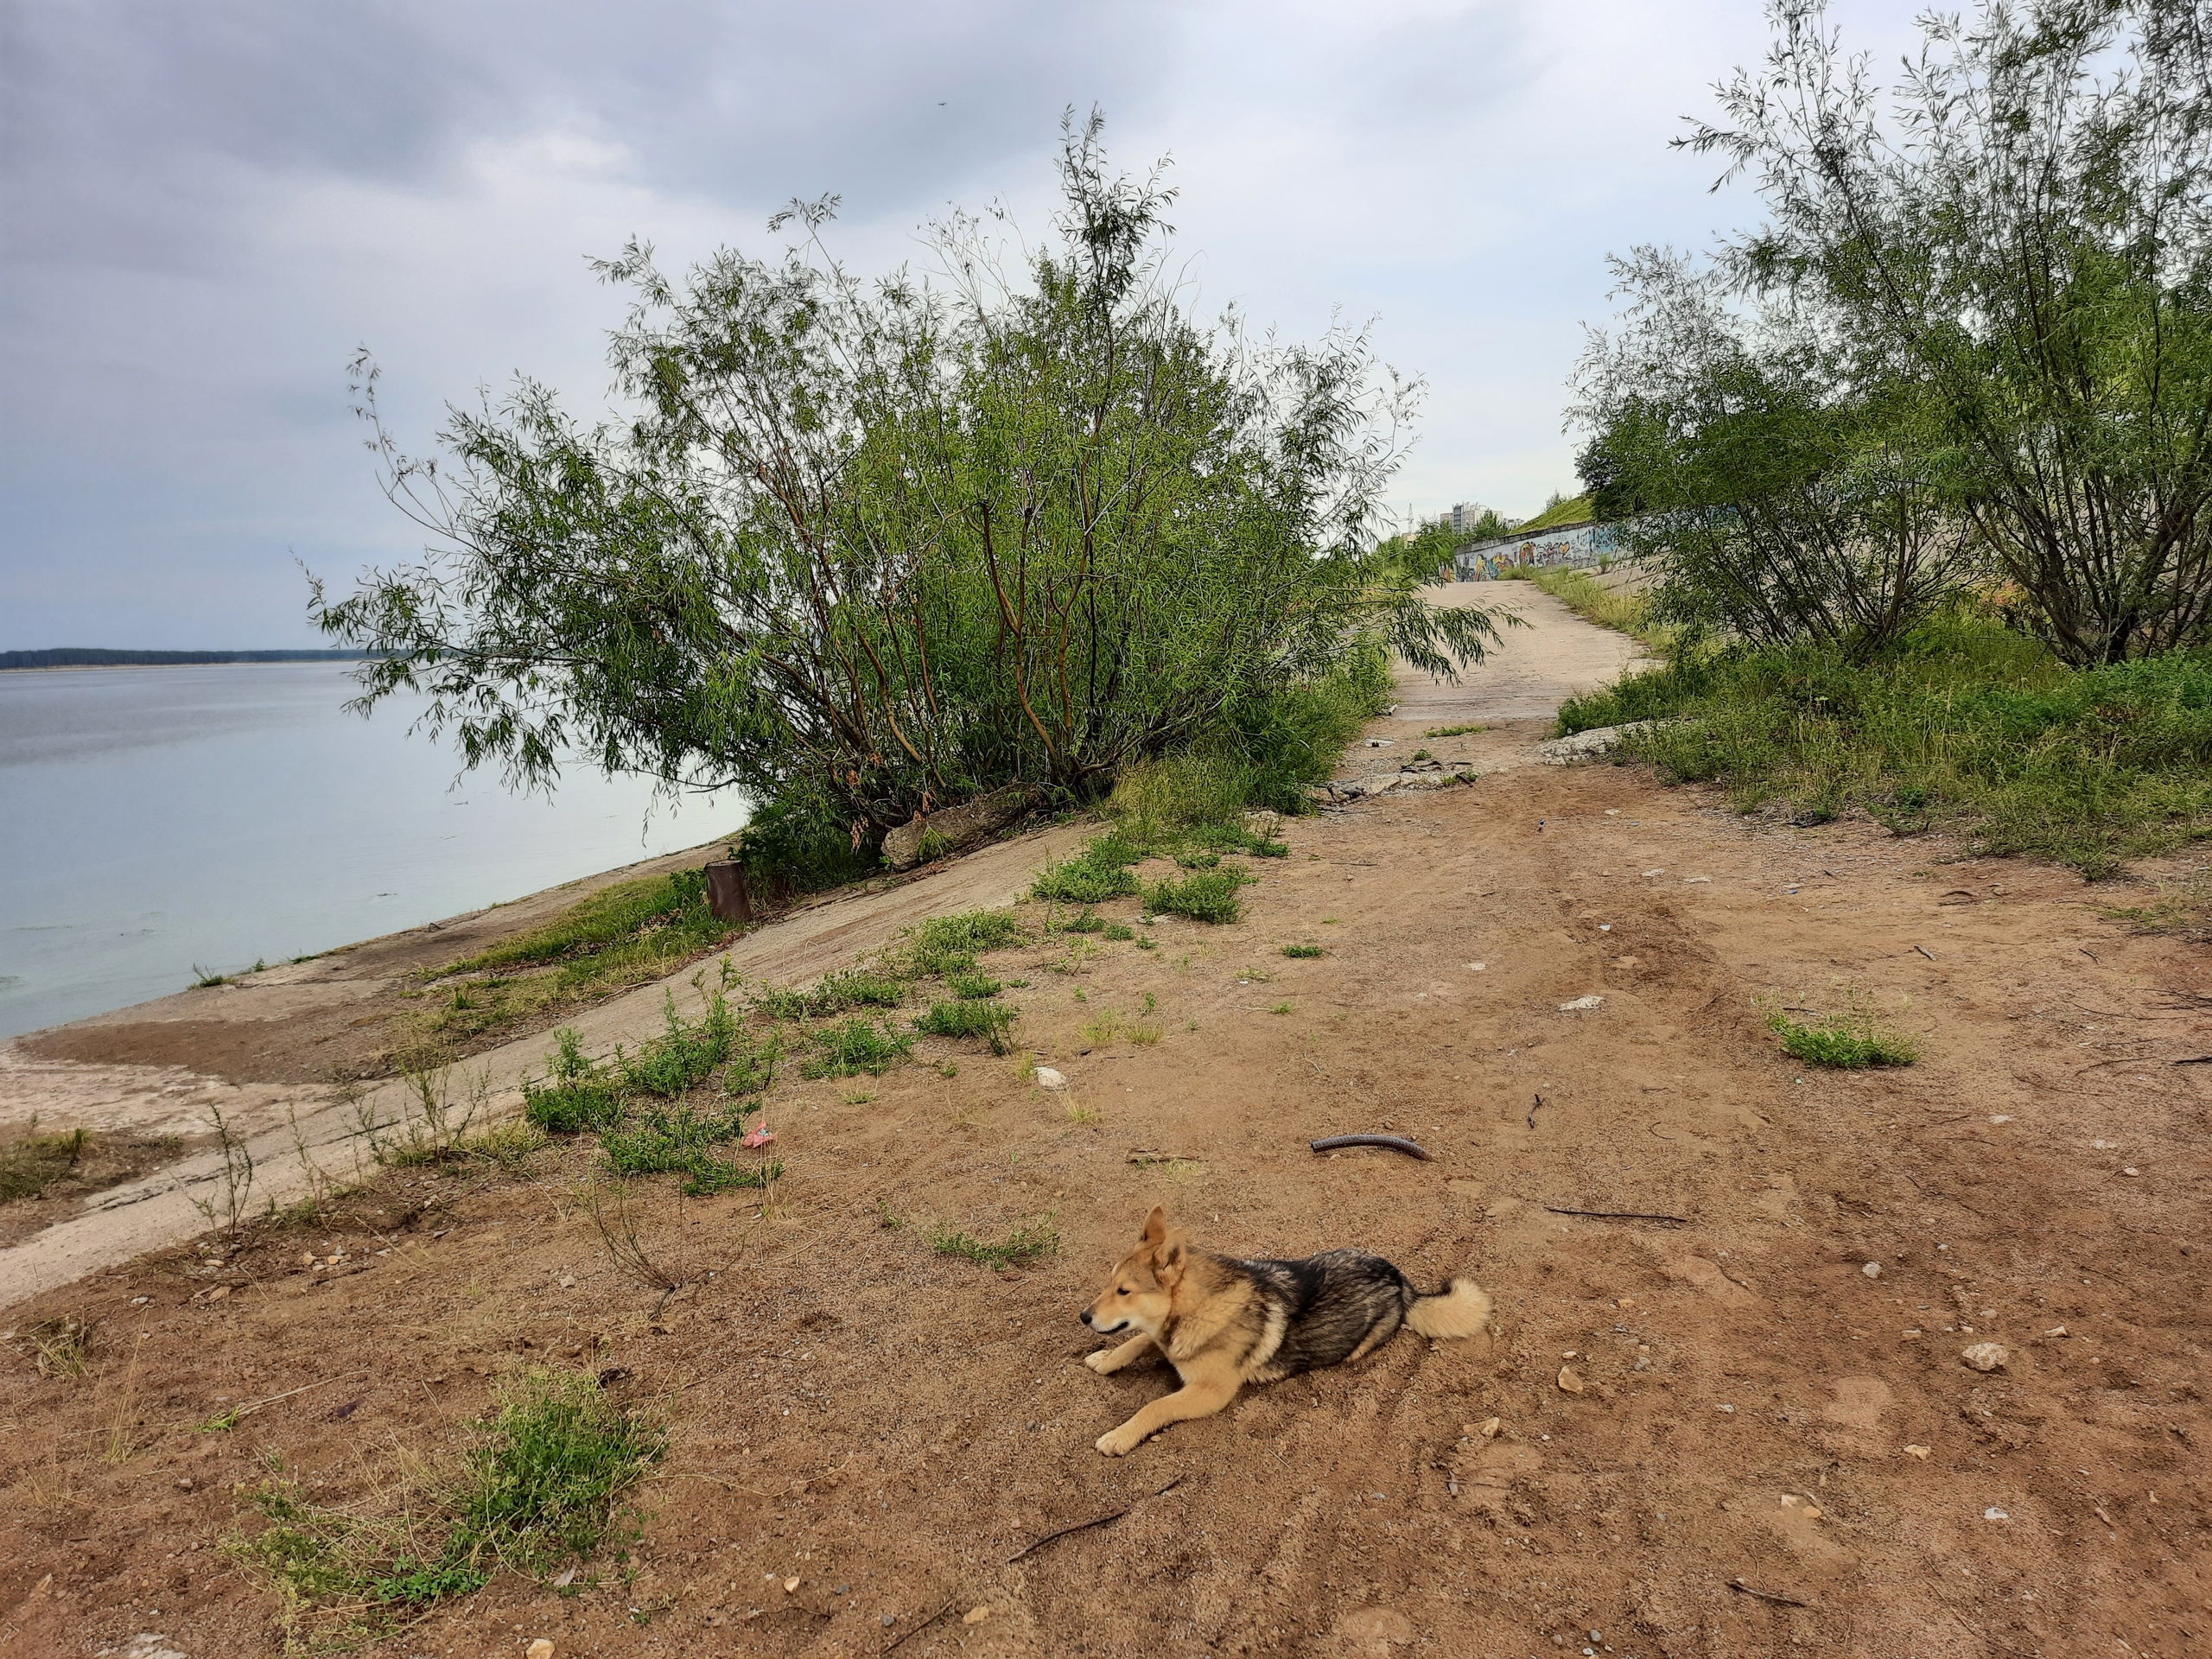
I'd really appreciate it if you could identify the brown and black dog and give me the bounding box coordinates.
[1079,1205,1491,1455]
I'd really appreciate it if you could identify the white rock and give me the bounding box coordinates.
[1862,1262,1882,1278]
[1033,1066,1068,1090]
[1984,1507,2009,1522]
[1558,995,1605,1013]
[1961,1341,2009,1373]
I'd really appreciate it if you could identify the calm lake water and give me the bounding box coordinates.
[0,664,747,1039]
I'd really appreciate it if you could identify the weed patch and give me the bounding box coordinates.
[1031,855,1141,905]
[618,993,738,1096]
[895,910,1026,978]
[915,1000,1019,1054]
[925,1215,1060,1269]
[600,1102,755,1179]
[521,1031,624,1135]
[1147,868,1255,924]
[235,1370,661,1645]
[1281,944,1324,958]
[801,1018,912,1077]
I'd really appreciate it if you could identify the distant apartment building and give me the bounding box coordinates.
[1448,501,1491,534]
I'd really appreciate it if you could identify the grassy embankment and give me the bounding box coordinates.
[1556,607,2212,884]
[391,869,741,1067]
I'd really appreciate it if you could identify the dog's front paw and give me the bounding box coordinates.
[1094,1427,1141,1457]
[1084,1350,1117,1375]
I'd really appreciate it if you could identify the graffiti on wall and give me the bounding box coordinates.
[1453,518,1625,582]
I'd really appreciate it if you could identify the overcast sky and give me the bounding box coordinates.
[0,0,1930,649]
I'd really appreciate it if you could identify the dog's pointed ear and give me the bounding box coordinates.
[1140,1205,1168,1247]
[1154,1235,1186,1287]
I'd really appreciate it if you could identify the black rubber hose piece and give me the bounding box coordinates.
[1308,1134,1432,1160]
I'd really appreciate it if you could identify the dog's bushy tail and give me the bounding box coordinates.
[1405,1276,1491,1341]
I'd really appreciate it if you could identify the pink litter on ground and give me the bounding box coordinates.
[741,1128,775,1149]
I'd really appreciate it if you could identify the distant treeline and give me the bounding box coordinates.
[0,648,380,671]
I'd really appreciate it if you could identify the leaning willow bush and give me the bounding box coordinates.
[313,116,1500,863]
[1579,0,2212,664]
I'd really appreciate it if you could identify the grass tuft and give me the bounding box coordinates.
[1281,944,1324,958]
[12,1317,99,1380]
[1764,1009,1919,1069]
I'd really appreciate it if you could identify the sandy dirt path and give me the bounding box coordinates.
[1,589,2206,1658]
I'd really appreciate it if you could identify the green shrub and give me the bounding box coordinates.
[915,1000,1018,1054]
[801,1018,912,1077]
[1147,868,1255,924]
[947,972,1002,1000]
[1281,944,1324,958]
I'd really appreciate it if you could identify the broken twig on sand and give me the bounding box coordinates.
[881,1598,960,1655]
[1310,1134,1431,1160]
[1007,1478,1183,1563]
[1731,1578,1811,1608]
[1545,1205,1691,1225]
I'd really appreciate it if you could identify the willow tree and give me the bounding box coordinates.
[313,117,1499,855]
[1684,0,2212,663]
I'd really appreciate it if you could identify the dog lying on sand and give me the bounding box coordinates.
[1079,1205,1491,1455]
